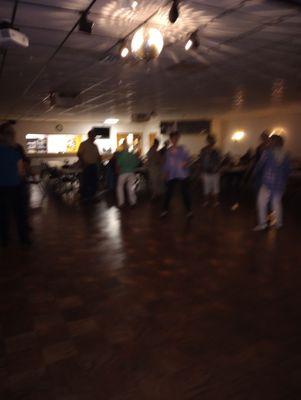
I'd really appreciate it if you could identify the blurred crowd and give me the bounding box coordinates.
[0,122,292,247]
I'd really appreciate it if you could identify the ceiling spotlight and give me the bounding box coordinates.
[185,39,193,51]
[79,11,94,34]
[119,40,129,58]
[131,1,138,10]
[169,0,179,24]
[185,31,199,50]
[121,46,129,58]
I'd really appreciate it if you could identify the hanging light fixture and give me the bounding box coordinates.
[131,27,164,61]
[79,11,94,34]
[185,30,199,50]
[169,0,179,24]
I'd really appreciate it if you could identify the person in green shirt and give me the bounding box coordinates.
[116,141,139,207]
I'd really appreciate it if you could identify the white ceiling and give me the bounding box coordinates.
[0,0,301,121]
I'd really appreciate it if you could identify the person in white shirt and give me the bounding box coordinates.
[77,129,102,200]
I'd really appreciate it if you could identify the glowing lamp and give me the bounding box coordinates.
[131,27,164,61]
[232,131,245,142]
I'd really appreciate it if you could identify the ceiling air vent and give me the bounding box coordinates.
[43,92,81,109]
[131,112,155,123]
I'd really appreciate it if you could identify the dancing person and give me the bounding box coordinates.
[161,131,192,218]
[0,123,30,246]
[116,141,140,207]
[147,138,163,199]
[106,151,119,191]
[159,139,169,158]
[199,134,221,207]
[255,130,270,163]
[77,129,102,200]
[253,130,271,193]
[10,123,32,231]
[253,135,290,231]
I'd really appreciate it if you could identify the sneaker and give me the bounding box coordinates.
[0,240,8,248]
[20,237,33,247]
[253,224,267,231]
[231,203,239,211]
[160,211,168,218]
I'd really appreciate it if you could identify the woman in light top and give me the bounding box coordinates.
[254,134,290,231]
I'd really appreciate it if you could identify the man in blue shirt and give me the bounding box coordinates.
[0,122,30,246]
[161,131,192,217]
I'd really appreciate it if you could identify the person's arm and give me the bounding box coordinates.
[182,147,191,168]
[15,143,31,175]
[77,144,85,167]
[216,149,222,171]
[283,155,291,183]
[198,148,205,170]
[115,154,121,174]
[162,152,170,180]
[253,151,267,178]
[95,144,102,163]
[17,159,25,178]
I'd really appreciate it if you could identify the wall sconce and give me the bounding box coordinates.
[231,130,245,142]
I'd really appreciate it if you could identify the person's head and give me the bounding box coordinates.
[122,140,129,152]
[260,130,270,144]
[0,122,15,145]
[88,129,97,142]
[206,134,216,147]
[270,134,284,149]
[169,131,180,146]
[153,138,159,149]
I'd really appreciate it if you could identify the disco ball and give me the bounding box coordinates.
[131,27,164,61]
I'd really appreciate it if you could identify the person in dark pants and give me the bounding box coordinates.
[77,129,102,200]
[0,123,30,246]
[161,131,192,218]
[10,124,32,232]
[253,130,271,193]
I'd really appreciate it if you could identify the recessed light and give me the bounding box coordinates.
[104,118,119,125]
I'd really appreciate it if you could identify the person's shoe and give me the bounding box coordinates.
[253,224,267,232]
[186,211,193,218]
[20,237,33,247]
[231,203,239,211]
[0,239,9,248]
[160,210,168,218]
